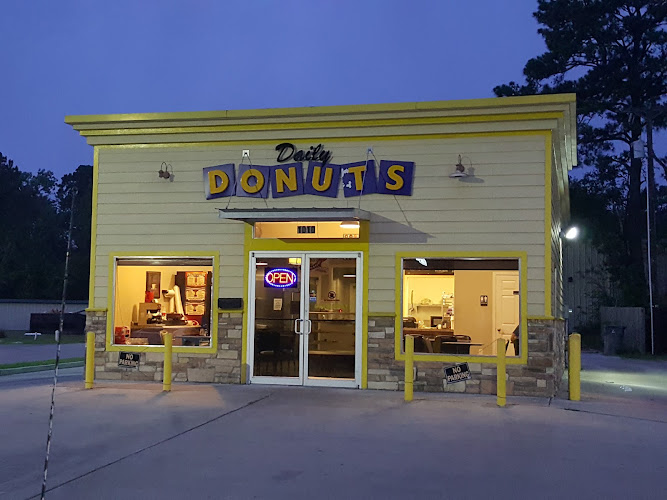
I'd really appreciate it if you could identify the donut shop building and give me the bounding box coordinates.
[66,94,577,397]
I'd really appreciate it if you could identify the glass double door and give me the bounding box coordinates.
[248,252,361,387]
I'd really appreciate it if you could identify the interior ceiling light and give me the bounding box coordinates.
[416,258,428,267]
[256,262,268,266]
[340,220,360,229]
[343,274,356,278]
[449,155,468,178]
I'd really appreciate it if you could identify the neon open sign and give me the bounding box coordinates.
[264,268,298,288]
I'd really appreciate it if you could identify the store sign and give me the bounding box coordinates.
[264,268,298,288]
[276,143,332,166]
[444,363,471,384]
[203,155,414,200]
[118,352,140,368]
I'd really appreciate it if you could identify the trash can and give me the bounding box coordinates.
[602,325,625,355]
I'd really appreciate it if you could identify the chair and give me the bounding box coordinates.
[437,335,458,354]
[454,335,471,354]
[254,331,281,375]
[404,334,429,353]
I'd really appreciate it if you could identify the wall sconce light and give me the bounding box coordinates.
[158,162,173,180]
[450,155,470,178]
[480,295,489,306]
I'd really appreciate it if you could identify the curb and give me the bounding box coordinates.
[0,361,84,376]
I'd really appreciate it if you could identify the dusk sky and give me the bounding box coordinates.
[2,1,663,179]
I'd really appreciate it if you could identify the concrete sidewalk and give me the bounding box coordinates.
[1,363,666,500]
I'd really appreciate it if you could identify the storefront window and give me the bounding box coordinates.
[401,258,520,357]
[112,257,214,347]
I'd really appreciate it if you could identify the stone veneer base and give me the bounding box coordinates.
[366,316,566,397]
[86,311,243,384]
[87,311,565,397]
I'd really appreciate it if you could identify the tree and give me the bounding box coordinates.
[0,153,92,300]
[57,165,93,300]
[0,153,65,298]
[494,0,667,307]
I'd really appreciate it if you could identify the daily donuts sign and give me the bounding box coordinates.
[203,143,414,200]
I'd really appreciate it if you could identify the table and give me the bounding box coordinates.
[403,328,480,354]
[130,325,204,345]
[175,335,211,346]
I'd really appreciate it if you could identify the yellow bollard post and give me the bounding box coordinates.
[404,335,414,402]
[84,331,95,389]
[569,333,581,401]
[497,338,506,407]
[163,332,173,392]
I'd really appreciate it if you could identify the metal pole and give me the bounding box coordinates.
[41,189,76,499]
[404,335,414,402]
[496,338,506,407]
[163,332,173,392]
[646,116,656,355]
[85,332,95,389]
[568,333,581,401]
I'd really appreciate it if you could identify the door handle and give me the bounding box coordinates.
[294,318,303,335]
[305,319,312,335]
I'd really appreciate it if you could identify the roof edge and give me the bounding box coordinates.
[65,94,577,126]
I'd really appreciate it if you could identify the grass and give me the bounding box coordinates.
[0,357,85,370]
[0,331,85,345]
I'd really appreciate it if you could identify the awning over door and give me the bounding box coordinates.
[217,207,371,223]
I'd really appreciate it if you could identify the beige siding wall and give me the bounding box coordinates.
[550,146,564,318]
[93,134,547,316]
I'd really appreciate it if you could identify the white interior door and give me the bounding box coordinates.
[493,272,520,355]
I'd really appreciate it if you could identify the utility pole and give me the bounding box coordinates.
[628,104,666,355]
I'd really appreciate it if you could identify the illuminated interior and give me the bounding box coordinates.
[402,258,520,356]
[113,257,213,347]
[254,221,360,239]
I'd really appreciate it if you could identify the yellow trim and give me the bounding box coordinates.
[65,94,576,125]
[93,129,551,149]
[394,251,529,366]
[218,309,243,314]
[368,312,397,317]
[105,251,219,354]
[78,112,564,137]
[527,316,557,321]
[544,134,553,317]
[243,223,370,388]
[88,147,99,307]
[85,307,107,313]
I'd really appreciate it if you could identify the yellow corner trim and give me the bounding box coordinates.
[88,147,99,307]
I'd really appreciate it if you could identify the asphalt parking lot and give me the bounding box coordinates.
[0,354,666,500]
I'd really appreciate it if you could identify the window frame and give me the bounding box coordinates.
[106,252,219,354]
[394,252,528,365]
